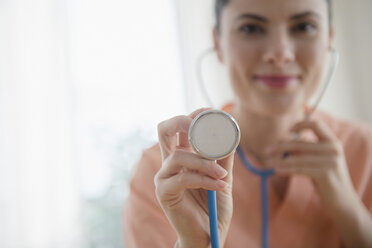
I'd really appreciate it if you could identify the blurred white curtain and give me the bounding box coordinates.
[69,0,185,198]
[175,0,372,123]
[0,0,82,247]
[0,0,185,247]
[68,0,185,246]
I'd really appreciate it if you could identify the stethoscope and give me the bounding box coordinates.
[188,47,339,248]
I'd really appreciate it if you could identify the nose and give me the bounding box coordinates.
[262,30,294,68]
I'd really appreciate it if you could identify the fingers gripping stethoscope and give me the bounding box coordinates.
[189,48,339,248]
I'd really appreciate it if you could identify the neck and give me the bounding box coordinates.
[232,103,305,164]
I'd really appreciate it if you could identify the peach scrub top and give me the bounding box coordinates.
[123,105,372,248]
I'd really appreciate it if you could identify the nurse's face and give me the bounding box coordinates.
[213,0,334,116]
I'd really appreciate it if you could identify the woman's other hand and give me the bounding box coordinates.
[268,120,353,206]
[269,120,372,248]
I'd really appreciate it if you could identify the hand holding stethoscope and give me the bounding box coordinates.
[155,108,237,248]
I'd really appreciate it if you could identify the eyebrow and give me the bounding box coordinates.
[236,11,321,23]
[236,13,268,23]
[290,11,321,20]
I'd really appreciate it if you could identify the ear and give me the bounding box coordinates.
[213,27,224,63]
[328,27,335,50]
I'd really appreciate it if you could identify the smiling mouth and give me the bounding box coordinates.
[254,75,298,89]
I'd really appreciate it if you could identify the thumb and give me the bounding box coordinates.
[177,107,212,148]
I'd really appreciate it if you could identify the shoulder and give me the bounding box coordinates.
[140,143,162,167]
[134,143,162,174]
[129,143,162,185]
[314,110,372,146]
[314,110,372,180]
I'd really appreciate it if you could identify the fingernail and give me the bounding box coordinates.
[215,166,228,178]
[265,146,276,154]
[217,180,228,188]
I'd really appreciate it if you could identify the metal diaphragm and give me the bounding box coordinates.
[188,110,240,160]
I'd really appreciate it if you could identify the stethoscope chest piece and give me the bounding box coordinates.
[189,110,240,160]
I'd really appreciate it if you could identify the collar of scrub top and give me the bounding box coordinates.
[236,145,275,248]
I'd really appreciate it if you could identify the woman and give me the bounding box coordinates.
[123,0,372,247]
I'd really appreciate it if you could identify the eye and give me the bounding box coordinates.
[239,24,264,35]
[292,22,317,33]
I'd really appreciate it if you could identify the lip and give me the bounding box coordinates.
[255,75,298,88]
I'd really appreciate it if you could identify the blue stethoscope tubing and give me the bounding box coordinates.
[236,145,275,248]
[207,146,275,248]
[208,190,220,248]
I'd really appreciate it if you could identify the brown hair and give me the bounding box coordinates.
[215,0,332,33]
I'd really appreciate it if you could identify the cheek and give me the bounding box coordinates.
[228,37,261,62]
[297,42,328,99]
[226,42,261,100]
[224,36,262,81]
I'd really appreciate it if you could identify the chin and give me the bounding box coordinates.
[245,96,303,117]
